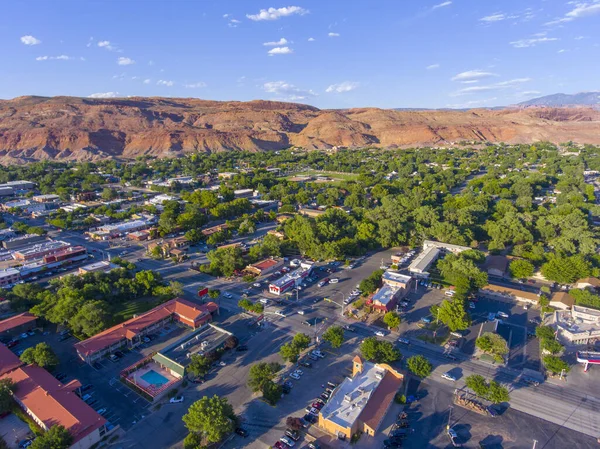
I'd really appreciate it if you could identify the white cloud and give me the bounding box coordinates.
[230,19,241,23]
[98,40,115,51]
[461,80,479,84]
[426,64,440,70]
[263,38,288,46]
[157,80,174,86]
[518,90,541,97]
[247,6,308,21]
[545,2,600,26]
[35,55,73,61]
[451,78,531,96]
[328,32,340,37]
[223,14,230,18]
[21,35,41,45]
[446,97,498,109]
[89,92,119,98]
[480,13,506,22]
[510,36,558,48]
[263,81,316,101]
[325,81,359,93]
[432,1,452,10]
[143,79,151,84]
[117,57,135,65]
[308,37,315,42]
[451,70,498,82]
[268,46,293,55]
[575,35,587,40]
[184,82,207,88]
[558,49,567,53]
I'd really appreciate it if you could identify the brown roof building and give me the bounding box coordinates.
[480,284,540,304]
[245,258,284,276]
[550,292,576,310]
[0,312,37,338]
[0,345,110,449]
[483,255,509,277]
[318,356,403,439]
[74,298,218,363]
[576,277,600,290]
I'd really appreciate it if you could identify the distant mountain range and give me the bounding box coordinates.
[518,92,600,107]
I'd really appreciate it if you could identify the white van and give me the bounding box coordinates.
[259,298,269,304]
[444,290,456,297]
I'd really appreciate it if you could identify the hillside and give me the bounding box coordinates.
[519,92,600,107]
[1,96,600,162]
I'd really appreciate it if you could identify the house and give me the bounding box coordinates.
[201,224,228,237]
[0,345,110,449]
[575,277,600,290]
[318,356,403,439]
[368,285,401,312]
[267,230,285,240]
[299,207,326,218]
[0,312,37,338]
[483,255,509,278]
[269,262,313,295]
[479,284,540,305]
[74,299,218,364]
[276,214,294,223]
[245,258,284,277]
[382,271,412,290]
[549,292,575,310]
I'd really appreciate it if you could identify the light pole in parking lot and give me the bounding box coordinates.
[331,290,345,316]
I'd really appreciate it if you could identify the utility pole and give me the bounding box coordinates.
[532,440,538,449]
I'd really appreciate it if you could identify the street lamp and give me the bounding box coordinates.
[331,290,345,316]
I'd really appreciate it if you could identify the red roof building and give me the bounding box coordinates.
[0,312,37,337]
[0,345,109,449]
[74,298,218,363]
[245,258,284,276]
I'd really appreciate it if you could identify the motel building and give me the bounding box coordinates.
[74,298,219,364]
[318,356,403,440]
[0,345,111,449]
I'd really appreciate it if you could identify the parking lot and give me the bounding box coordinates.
[402,377,599,449]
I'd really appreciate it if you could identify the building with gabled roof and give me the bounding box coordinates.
[0,345,110,449]
[74,298,218,364]
[245,257,284,276]
[0,312,37,338]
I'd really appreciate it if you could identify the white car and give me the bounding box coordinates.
[329,278,339,284]
[290,372,301,380]
[441,372,457,382]
[253,283,261,288]
[497,311,509,319]
[469,302,475,309]
[219,361,226,367]
[375,331,385,337]
[275,311,286,317]
[293,369,304,376]
[312,351,325,358]
[224,292,233,299]
[170,396,184,403]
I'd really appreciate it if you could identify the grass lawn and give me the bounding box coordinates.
[111,296,162,324]
[289,170,360,181]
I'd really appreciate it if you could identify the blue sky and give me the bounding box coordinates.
[2,0,599,108]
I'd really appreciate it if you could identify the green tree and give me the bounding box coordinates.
[30,425,73,449]
[407,355,432,378]
[208,289,221,299]
[280,343,301,363]
[509,259,535,279]
[383,312,401,330]
[68,300,108,337]
[183,432,204,449]
[437,253,488,297]
[20,343,59,369]
[360,337,380,362]
[322,325,344,348]
[207,247,245,277]
[182,395,235,444]
[359,269,385,296]
[188,354,212,379]
[541,254,591,284]
[431,299,471,332]
[292,333,311,351]
[535,325,556,341]
[475,332,508,363]
[0,379,15,414]
[465,374,489,397]
[541,338,563,355]
[248,362,281,392]
[544,355,571,375]
[487,381,510,404]
[261,380,283,406]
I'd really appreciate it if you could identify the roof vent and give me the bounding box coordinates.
[375,372,384,380]
[344,393,352,403]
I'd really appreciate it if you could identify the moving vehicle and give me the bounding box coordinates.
[397,338,410,345]
[297,310,305,315]
[170,396,184,403]
[441,372,457,381]
[375,330,385,337]
[224,292,232,299]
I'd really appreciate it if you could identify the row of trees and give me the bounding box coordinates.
[464,375,510,404]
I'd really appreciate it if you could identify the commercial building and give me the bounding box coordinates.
[2,234,46,250]
[0,267,21,287]
[0,345,109,449]
[0,181,36,196]
[549,292,575,310]
[88,219,153,240]
[147,194,178,206]
[78,261,119,275]
[268,262,313,295]
[382,271,412,290]
[368,285,401,312]
[0,228,17,241]
[74,298,218,364]
[408,240,471,277]
[12,240,71,261]
[553,305,600,345]
[479,284,540,305]
[0,312,37,338]
[245,258,284,277]
[318,356,403,439]
[31,194,61,203]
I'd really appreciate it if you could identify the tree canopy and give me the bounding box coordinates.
[182,395,235,444]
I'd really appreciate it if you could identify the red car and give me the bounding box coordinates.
[274,442,285,449]
[6,340,18,348]
[312,402,324,410]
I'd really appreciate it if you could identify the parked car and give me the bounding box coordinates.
[224,292,232,299]
[441,372,457,382]
[312,350,324,358]
[285,429,300,441]
[397,338,410,345]
[303,320,313,326]
[290,372,301,380]
[329,278,339,284]
[375,330,385,337]
[235,428,249,437]
[497,311,509,319]
[469,302,476,309]
[299,361,312,368]
[280,436,295,447]
[170,396,184,403]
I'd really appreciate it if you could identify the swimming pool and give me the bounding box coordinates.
[140,369,169,387]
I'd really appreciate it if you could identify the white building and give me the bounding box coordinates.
[553,305,600,345]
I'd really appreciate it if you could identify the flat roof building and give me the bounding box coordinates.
[268,262,313,295]
[2,234,45,250]
[369,285,401,312]
[78,261,119,275]
[408,246,440,276]
[12,240,71,261]
[318,356,403,439]
[245,258,284,277]
[0,267,21,287]
[553,305,600,345]
[75,298,218,363]
[479,284,540,304]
